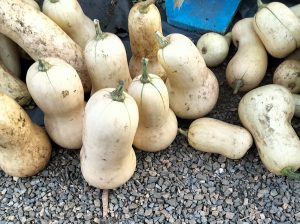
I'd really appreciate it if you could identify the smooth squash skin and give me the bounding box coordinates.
[196,32,231,67]
[0,93,52,177]
[80,82,139,189]
[0,34,21,78]
[238,84,300,179]
[84,20,132,93]
[128,0,166,80]
[180,117,253,159]
[43,0,95,48]
[155,32,219,119]
[293,94,300,118]
[226,18,268,93]
[21,0,40,10]
[253,0,300,58]
[290,4,300,18]
[26,58,84,150]
[0,63,31,106]
[0,0,91,92]
[128,58,177,152]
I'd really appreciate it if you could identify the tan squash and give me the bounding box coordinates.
[155,32,219,119]
[84,20,132,93]
[253,0,300,58]
[0,63,31,106]
[0,33,21,77]
[179,117,253,159]
[0,92,52,177]
[239,84,300,179]
[81,81,139,189]
[226,18,268,93]
[128,0,166,80]
[26,58,84,149]
[273,48,300,93]
[0,0,91,91]
[43,0,95,48]
[128,58,177,152]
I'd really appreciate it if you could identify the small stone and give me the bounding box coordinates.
[76,213,83,219]
[144,209,153,216]
[166,199,177,207]
[94,199,100,207]
[84,213,93,220]
[225,212,235,220]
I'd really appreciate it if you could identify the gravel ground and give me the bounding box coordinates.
[1,1,300,222]
[1,46,300,224]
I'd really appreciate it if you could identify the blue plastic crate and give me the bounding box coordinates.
[165,0,241,34]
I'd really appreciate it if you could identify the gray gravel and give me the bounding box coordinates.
[1,48,300,223]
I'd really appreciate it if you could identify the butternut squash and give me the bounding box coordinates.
[128,0,166,80]
[26,58,84,149]
[128,58,177,152]
[226,18,268,93]
[239,84,300,179]
[0,0,91,91]
[42,0,95,48]
[81,81,139,189]
[0,92,52,177]
[155,32,219,119]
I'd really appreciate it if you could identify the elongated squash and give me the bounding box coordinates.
[179,117,253,159]
[0,63,31,106]
[43,0,95,48]
[0,0,91,91]
[0,92,52,177]
[128,0,166,80]
[0,34,21,78]
[84,20,132,93]
[226,18,268,93]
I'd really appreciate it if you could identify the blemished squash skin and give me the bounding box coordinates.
[0,63,31,106]
[128,0,166,80]
[253,1,300,58]
[0,33,21,78]
[156,32,219,120]
[226,18,268,93]
[81,83,139,189]
[238,84,300,178]
[26,58,84,150]
[183,118,253,160]
[43,0,95,48]
[0,92,52,177]
[0,0,91,92]
[84,20,132,93]
[128,58,177,152]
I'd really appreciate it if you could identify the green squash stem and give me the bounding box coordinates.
[281,166,300,181]
[94,19,107,40]
[139,0,155,13]
[233,79,243,94]
[178,128,188,137]
[140,58,151,84]
[155,31,169,49]
[111,80,125,102]
[38,59,52,72]
[50,0,59,3]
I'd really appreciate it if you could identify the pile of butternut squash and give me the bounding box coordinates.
[0,0,300,218]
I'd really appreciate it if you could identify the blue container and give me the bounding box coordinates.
[165,0,241,34]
